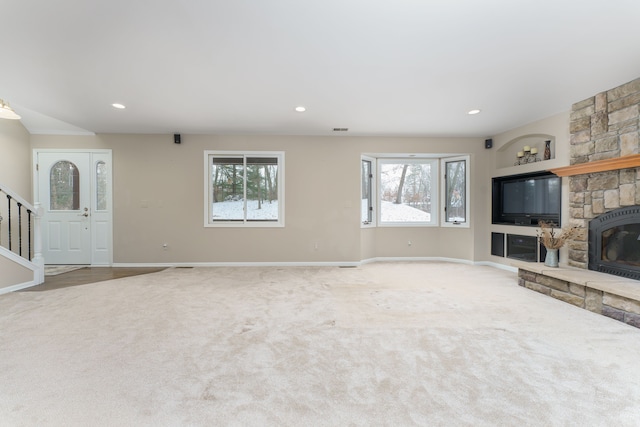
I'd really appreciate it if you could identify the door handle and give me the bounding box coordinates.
[79,207,89,217]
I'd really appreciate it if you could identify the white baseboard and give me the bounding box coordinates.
[0,280,39,295]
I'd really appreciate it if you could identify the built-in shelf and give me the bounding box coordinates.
[549,154,640,177]
[492,158,565,178]
[496,134,555,170]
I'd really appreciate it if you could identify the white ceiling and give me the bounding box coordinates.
[1,0,640,137]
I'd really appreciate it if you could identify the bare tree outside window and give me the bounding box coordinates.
[379,161,433,223]
[361,159,372,224]
[210,155,280,222]
[50,161,79,210]
[96,161,107,211]
[445,160,466,223]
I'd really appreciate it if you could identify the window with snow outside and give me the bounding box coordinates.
[206,152,284,227]
[444,158,467,224]
[378,159,438,226]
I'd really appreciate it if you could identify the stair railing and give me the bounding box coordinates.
[0,184,44,283]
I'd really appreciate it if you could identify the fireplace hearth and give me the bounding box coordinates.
[589,206,640,280]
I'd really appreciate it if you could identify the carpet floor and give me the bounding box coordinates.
[1,262,639,426]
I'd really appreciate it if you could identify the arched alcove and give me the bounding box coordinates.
[496,134,555,169]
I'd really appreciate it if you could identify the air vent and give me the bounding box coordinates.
[332,127,349,132]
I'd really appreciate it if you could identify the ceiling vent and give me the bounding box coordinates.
[332,128,349,132]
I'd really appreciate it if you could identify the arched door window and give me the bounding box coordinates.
[50,160,80,210]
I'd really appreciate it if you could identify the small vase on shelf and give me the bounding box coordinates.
[538,221,578,268]
[544,140,551,160]
[544,248,559,267]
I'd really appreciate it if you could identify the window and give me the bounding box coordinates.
[361,158,373,224]
[204,151,284,227]
[443,156,468,225]
[378,159,438,226]
[96,161,107,211]
[50,160,79,210]
[361,155,469,228]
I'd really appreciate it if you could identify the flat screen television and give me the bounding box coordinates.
[492,171,561,226]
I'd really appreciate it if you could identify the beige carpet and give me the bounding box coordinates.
[1,262,639,426]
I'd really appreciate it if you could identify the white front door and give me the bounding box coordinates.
[36,150,112,265]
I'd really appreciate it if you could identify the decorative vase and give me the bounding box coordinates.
[544,248,559,267]
[543,140,551,160]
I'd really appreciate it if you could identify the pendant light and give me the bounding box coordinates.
[0,99,21,120]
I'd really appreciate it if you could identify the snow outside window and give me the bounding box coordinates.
[443,156,469,225]
[362,155,470,228]
[204,151,284,227]
[378,159,438,226]
[361,158,374,225]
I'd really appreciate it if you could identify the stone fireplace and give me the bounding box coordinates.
[565,78,640,274]
[517,78,640,329]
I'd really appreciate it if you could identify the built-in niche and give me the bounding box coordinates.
[504,234,549,263]
[496,134,555,169]
[506,234,537,261]
[491,232,505,257]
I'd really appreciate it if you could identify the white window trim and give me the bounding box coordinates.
[440,155,470,228]
[361,155,376,228]
[204,150,285,228]
[377,158,439,227]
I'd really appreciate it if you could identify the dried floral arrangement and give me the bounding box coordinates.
[537,221,578,250]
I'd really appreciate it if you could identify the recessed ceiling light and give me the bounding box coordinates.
[468,109,481,115]
[294,106,306,112]
[112,103,126,109]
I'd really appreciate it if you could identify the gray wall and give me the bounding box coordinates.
[0,111,577,269]
[0,119,33,287]
[0,119,31,196]
[32,133,487,264]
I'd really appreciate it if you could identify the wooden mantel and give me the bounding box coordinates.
[549,154,640,177]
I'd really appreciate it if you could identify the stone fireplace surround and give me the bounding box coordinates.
[515,77,640,329]
[566,78,640,269]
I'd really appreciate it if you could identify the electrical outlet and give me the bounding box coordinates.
[408,240,412,246]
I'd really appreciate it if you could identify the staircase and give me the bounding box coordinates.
[0,183,44,294]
